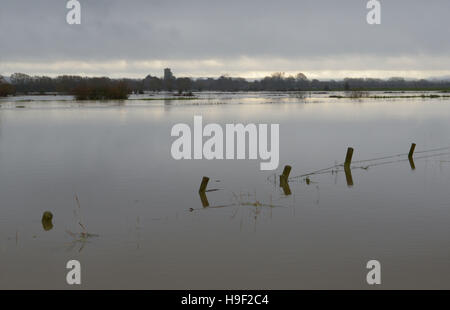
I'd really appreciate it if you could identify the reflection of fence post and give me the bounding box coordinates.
[408,143,416,159]
[345,147,354,166]
[408,156,416,170]
[199,191,209,207]
[199,176,209,193]
[280,179,291,195]
[344,164,354,187]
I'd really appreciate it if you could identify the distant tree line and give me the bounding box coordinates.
[72,78,129,100]
[0,81,15,97]
[1,72,450,99]
[0,75,15,97]
[3,73,132,100]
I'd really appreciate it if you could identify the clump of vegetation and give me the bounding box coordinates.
[345,90,369,99]
[0,81,15,97]
[41,211,54,231]
[73,79,130,100]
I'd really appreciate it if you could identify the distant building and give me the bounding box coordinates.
[164,68,174,80]
[163,68,175,91]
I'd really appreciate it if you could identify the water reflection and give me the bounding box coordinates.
[199,191,209,207]
[408,156,416,170]
[280,177,292,195]
[2,94,450,289]
[65,229,99,253]
[344,164,354,187]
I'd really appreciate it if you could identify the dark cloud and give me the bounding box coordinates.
[1,0,449,78]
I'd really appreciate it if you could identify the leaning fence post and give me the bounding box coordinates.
[345,147,354,166]
[279,165,292,196]
[408,143,416,158]
[280,179,292,195]
[282,165,292,179]
[199,176,209,193]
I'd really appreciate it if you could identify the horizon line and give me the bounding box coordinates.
[2,72,450,82]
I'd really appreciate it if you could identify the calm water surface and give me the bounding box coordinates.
[1,92,450,289]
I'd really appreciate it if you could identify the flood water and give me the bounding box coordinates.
[1,92,450,289]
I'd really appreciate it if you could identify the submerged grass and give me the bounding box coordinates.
[66,194,98,252]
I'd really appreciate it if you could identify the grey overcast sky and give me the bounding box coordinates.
[1,0,450,79]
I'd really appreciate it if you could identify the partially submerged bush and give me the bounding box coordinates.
[73,79,130,100]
